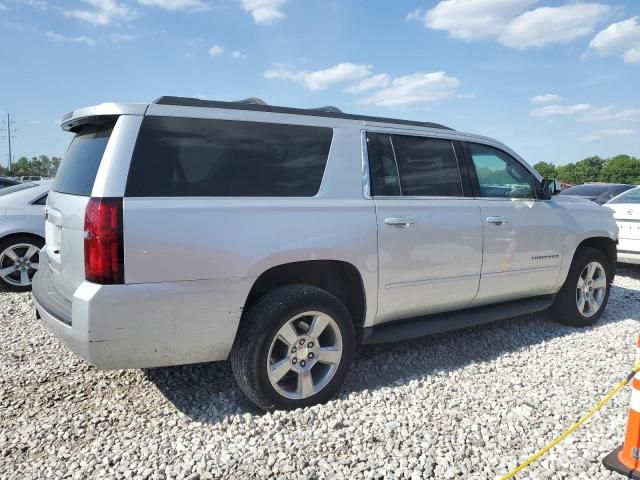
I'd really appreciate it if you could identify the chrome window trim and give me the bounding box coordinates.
[361,130,371,199]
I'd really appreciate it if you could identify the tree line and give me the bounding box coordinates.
[534,154,640,185]
[0,155,62,177]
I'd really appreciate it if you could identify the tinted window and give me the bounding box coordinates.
[392,135,462,197]
[53,123,114,196]
[469,144,533,198]
[367,133,400,196]
[560,184,613,196]
[32,194,48,205]
[126,117,333,197]
[608,187,640,204]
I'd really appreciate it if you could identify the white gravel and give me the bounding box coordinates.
[2,268,640,480]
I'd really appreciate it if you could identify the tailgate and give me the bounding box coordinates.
[44,120,117,301]
[45,192,91,300]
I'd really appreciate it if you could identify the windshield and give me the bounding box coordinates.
[0,182,37,197]
[608,187,640,204]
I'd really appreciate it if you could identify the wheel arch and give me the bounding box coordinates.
[242,260,367,336]
[0,232,45,246]
[575,236,617,279]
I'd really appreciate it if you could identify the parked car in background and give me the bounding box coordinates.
[20,176,43,182]
[606,186,640,264]
[0,177,20,189]
[560,183,634,205]
[33,97,617,410]
[0,181,51,291]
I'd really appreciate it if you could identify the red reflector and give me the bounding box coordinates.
[84,197,124,284]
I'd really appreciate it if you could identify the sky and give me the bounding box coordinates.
[0,0,639,168]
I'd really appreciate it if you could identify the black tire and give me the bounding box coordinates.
[549,247,612,327]
[230,284,356,411]
[0,235,45,292]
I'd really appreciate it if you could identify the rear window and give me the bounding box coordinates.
[560,184,612,196]
[53,123,114,196]
[608,187,640,204]
[125,117,333,197]
[0,182,37,197]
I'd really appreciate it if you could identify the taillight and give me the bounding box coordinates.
[84,197,124,284]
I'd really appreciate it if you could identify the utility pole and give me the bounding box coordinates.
[7,114,12,173]
[2,113,17,173]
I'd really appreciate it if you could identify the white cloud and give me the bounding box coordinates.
[137,0,209,11]
[424,0,536,41]
[499,4,608,49]
[530,94,563,105]
[63,0,134,26]
[344,74,390,93]
[241,0,286,25]
[590,17,640,64]
[530,104,593,117]
[231,50,246,59]
[578,106,640,123]
[422,0,609,50]
[45,31,95,46]
[359,71,460,107]
[265,63,372,91]
[580,129,634,142]
[209,44,224,56]
[406,8,423,22]
[0,3,7,11]
[111,33,134,42]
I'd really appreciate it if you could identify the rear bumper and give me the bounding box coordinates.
[33,268,252,369]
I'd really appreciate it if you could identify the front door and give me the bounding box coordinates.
[367,132,483,324]
[464,142,565,304]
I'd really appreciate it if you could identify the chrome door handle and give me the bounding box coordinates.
[486,216,510,225]
[385,217,415,228]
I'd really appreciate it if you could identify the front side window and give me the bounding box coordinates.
[126,117,333,197]
[469,143,534,199]
[393,135,463,197]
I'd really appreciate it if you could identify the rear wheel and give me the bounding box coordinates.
[230,284,355,410]
[550,247,611,327]
[0,235,44,291]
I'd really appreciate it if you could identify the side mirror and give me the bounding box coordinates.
[541,178,561,197]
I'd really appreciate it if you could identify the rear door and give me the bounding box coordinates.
[464,142,565,304]
[368,132,483,324]
[45,120,120,300]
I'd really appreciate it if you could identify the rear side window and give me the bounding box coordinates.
[392,135,463,197]
[53,123,114,196]
[126,117,333,197]
[367,133,401,196]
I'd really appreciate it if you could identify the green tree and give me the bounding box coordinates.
[600,155,640,184]
[556,163,578,184]
[533,161,558,179]
[574,156,605,184]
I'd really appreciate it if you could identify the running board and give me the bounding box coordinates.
[361,295,555,345]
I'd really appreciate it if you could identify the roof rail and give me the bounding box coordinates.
[152,96,454,131]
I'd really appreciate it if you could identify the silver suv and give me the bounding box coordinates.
[33,97,618,410]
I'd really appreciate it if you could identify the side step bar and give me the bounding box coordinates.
[361,295,555,345]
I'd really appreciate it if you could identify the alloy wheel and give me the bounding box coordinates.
[266,311,343,400]
[0,243,40,287]
[576,261,606,318]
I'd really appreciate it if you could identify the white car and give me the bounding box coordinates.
[0,181,51,290]
[606,186,640,264]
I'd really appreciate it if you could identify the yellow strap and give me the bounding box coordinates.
[498,366,640,480]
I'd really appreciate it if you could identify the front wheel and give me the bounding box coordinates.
[230,284,355,410]
[550,247,612,327]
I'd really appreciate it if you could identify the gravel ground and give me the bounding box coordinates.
[2,268,640,480]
